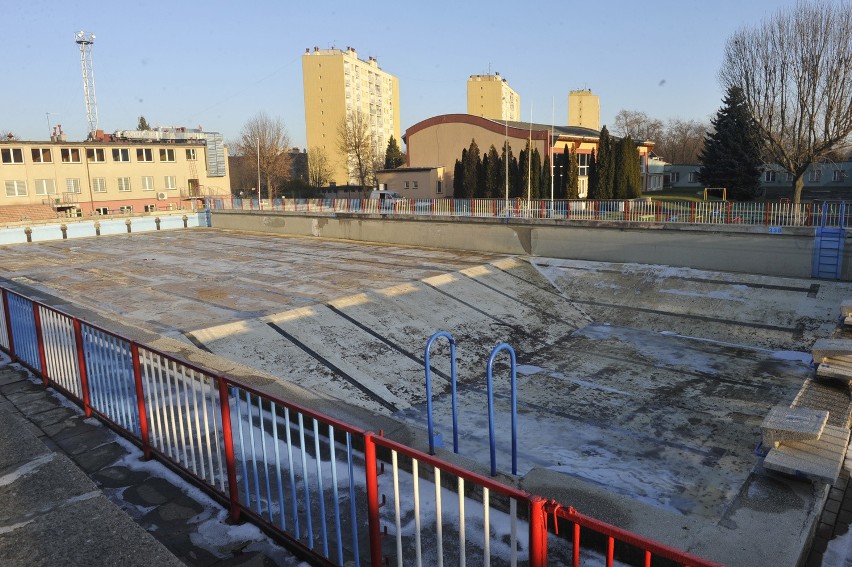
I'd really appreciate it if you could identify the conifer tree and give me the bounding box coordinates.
[567,149,580,199]
[383,135,406,169]
[454,150,468,198]
[530,148,542,200]
[614,135,642,199]
[698,86,762,201]
[541,153,552,200]
[587,150,599,200]
[485,145,501,198]
[559,146,569,198]
[597,126,615,199]
[510,153,521,199]
[462,139,481,198]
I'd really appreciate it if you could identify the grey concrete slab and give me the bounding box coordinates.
[0,494,184,567]
[764,425,851,484]
[841,299,852,317]
[813,338,852,363]
[761,405,829,447]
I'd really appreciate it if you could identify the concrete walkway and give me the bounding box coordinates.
[0,359,305,567]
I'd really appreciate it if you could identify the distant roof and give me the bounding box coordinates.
[502,120,601,139]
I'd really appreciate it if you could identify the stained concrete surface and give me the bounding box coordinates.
[1,229,850,566]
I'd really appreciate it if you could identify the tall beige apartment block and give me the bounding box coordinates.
[467,74,520,122]
[568,90,600,130]
[302,47,400,186]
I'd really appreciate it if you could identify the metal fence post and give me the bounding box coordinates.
[72,319,92,417]
[217,376,241,523]
[2,288,17,362]
[130,342,151,460]
[528,497,547,567]
[364,432,383,567]
[31,303,48,386]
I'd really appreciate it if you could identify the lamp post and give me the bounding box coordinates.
[256,137,261,210]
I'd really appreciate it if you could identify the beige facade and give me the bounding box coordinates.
[376,167,446,199]
[405,114,654,199]
[0,138,229,215]
[302,47,400,186]
[568,90,600,131]
[467,74,521,122]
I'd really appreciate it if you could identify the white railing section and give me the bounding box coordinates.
[38,307,82,398]
[208,197,850,228]
[139,347,226,491]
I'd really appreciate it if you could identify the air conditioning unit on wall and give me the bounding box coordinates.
[157,192,168,200]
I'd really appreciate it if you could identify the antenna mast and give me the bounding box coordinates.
[75,31,99,136]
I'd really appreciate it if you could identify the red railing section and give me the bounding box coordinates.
[0,285,723,567]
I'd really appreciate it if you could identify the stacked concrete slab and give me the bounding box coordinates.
[762,333,852,484]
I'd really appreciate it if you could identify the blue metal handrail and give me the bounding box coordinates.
[486,343,518,476]
[423,331,458,455]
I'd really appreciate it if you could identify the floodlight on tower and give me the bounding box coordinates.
[75,31,99,137]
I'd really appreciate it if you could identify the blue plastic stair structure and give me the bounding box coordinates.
[812,201,846,279]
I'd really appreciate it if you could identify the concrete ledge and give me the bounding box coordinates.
[817,357,852,382]
[763,424,851,484]
[812,338,852,363]
[841,299,852,317]
[761,405,829,447]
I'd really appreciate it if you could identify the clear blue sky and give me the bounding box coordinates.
[3,0,807,148]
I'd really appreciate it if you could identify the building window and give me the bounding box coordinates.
[436,180,443,194]
[670,172,681,183]
[185,148,197,161]
[66,178,81,193]
[159,148,175,162]
[833,169,845,182]
[144,204,157,212]
[34,179,57,196]
[809,168,822,182]
[61,148,82,163]
[413,181,418,190]
[31,148,52,163]
[119,205,133,214]
[1,148,24,164]
[87,148,105,162]
[764,170,776,182]
[142,176,155,191]
[117,177,131,192]
[404,181,410,190]
[5,180,27,196]
[164,176,176,190]
[94,207,109,215]
[112,148,130,162]
[688,172,699,183]
[92,177,106,193]
[577,153,590,177]
[137,148,154,162]
[785,172,793,182]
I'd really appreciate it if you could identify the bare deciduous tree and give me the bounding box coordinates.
[236,112,291,201]
[720,1,852,204]
[657,118,710,164]
[613,110,664,142]
[337,110,376,194]
[308,146,332,189]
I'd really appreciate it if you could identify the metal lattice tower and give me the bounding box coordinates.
[75,31,99,136]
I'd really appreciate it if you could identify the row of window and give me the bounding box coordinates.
[4,176,177,197]
[670,169,848,184]
[1,147,197,165]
